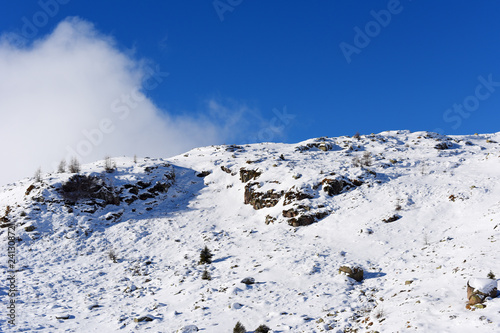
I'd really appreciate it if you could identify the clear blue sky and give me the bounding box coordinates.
[2,0,500,145]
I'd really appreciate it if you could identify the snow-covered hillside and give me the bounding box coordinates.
[1,130,500,332]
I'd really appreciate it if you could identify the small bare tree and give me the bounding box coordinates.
[104,156,116,173]
[353,151,372,167]
[361,151,372,166]
[108,249,118,263]
[58,159,66,173]
[34,167,42,183]
[68,157,81,173]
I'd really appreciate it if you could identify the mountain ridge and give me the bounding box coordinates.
[1,130,500,332]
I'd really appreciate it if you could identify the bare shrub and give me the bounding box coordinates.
[373,307,385,320]
[361,151,372,166]
[353,151,372,167]
[58,160,66,173]
[108,249,118,263]
[104,156,116,173]
[68,157,81,173]
[61,174,119,205]
[34,167,42,183]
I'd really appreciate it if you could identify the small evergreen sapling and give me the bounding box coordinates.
[255,324,270,333]
[199,246,213,265]
[201,268,211,280]
[233,321,246,333]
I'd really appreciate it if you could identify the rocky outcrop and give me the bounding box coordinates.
[287,211,329,227]
[244,182,284,210]
[321,177,357,196]
[60,175,120,205]
[240,168,262,183]
[467,278,497,307]
[283,186,314,205]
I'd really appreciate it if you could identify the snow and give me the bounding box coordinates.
[469,278,498,294]
[1,131,500,332]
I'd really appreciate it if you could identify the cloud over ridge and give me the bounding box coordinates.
[0,17,226,185]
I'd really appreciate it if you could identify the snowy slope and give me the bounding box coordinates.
[1,130,500,332]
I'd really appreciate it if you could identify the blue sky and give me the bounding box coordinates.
[0,1,499,183]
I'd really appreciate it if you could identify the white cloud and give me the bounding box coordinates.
[0,17,243,186]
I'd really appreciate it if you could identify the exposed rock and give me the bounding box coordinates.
[55,314,71,320]
[128,186,139,195]
[226,144,243,152]
[282,208,299,218]
[339,266,364,282]
[434,141,453,150]
[318,143,331,151]
[467,278,497,306]
[137,181,151,189]
[244,182,284,210]
[60,175,120,205]
[288,215,315,227]
[288,211,329,227]
[125,196,137,205]
[241,277,255,285]
[265,215,276,225]
[283,186,314,205]
[24,225,36,232]
[177,325,199,333]
[321,178,355,196]
[220,166,231,174]
[148,182,170,194]
[382,214,401,223]
[196,171,211,177]
[25,184,36,196]
[165,171,176,181]
[138,193,155,200]
[0,206,10,224]
[240,168,262,183]
[134,315,154,323]
[296,142,336,152]
[351,179,364,186]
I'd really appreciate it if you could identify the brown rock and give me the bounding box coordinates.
[339,266,364,282]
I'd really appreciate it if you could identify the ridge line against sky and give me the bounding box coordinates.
[0,1,499,185]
